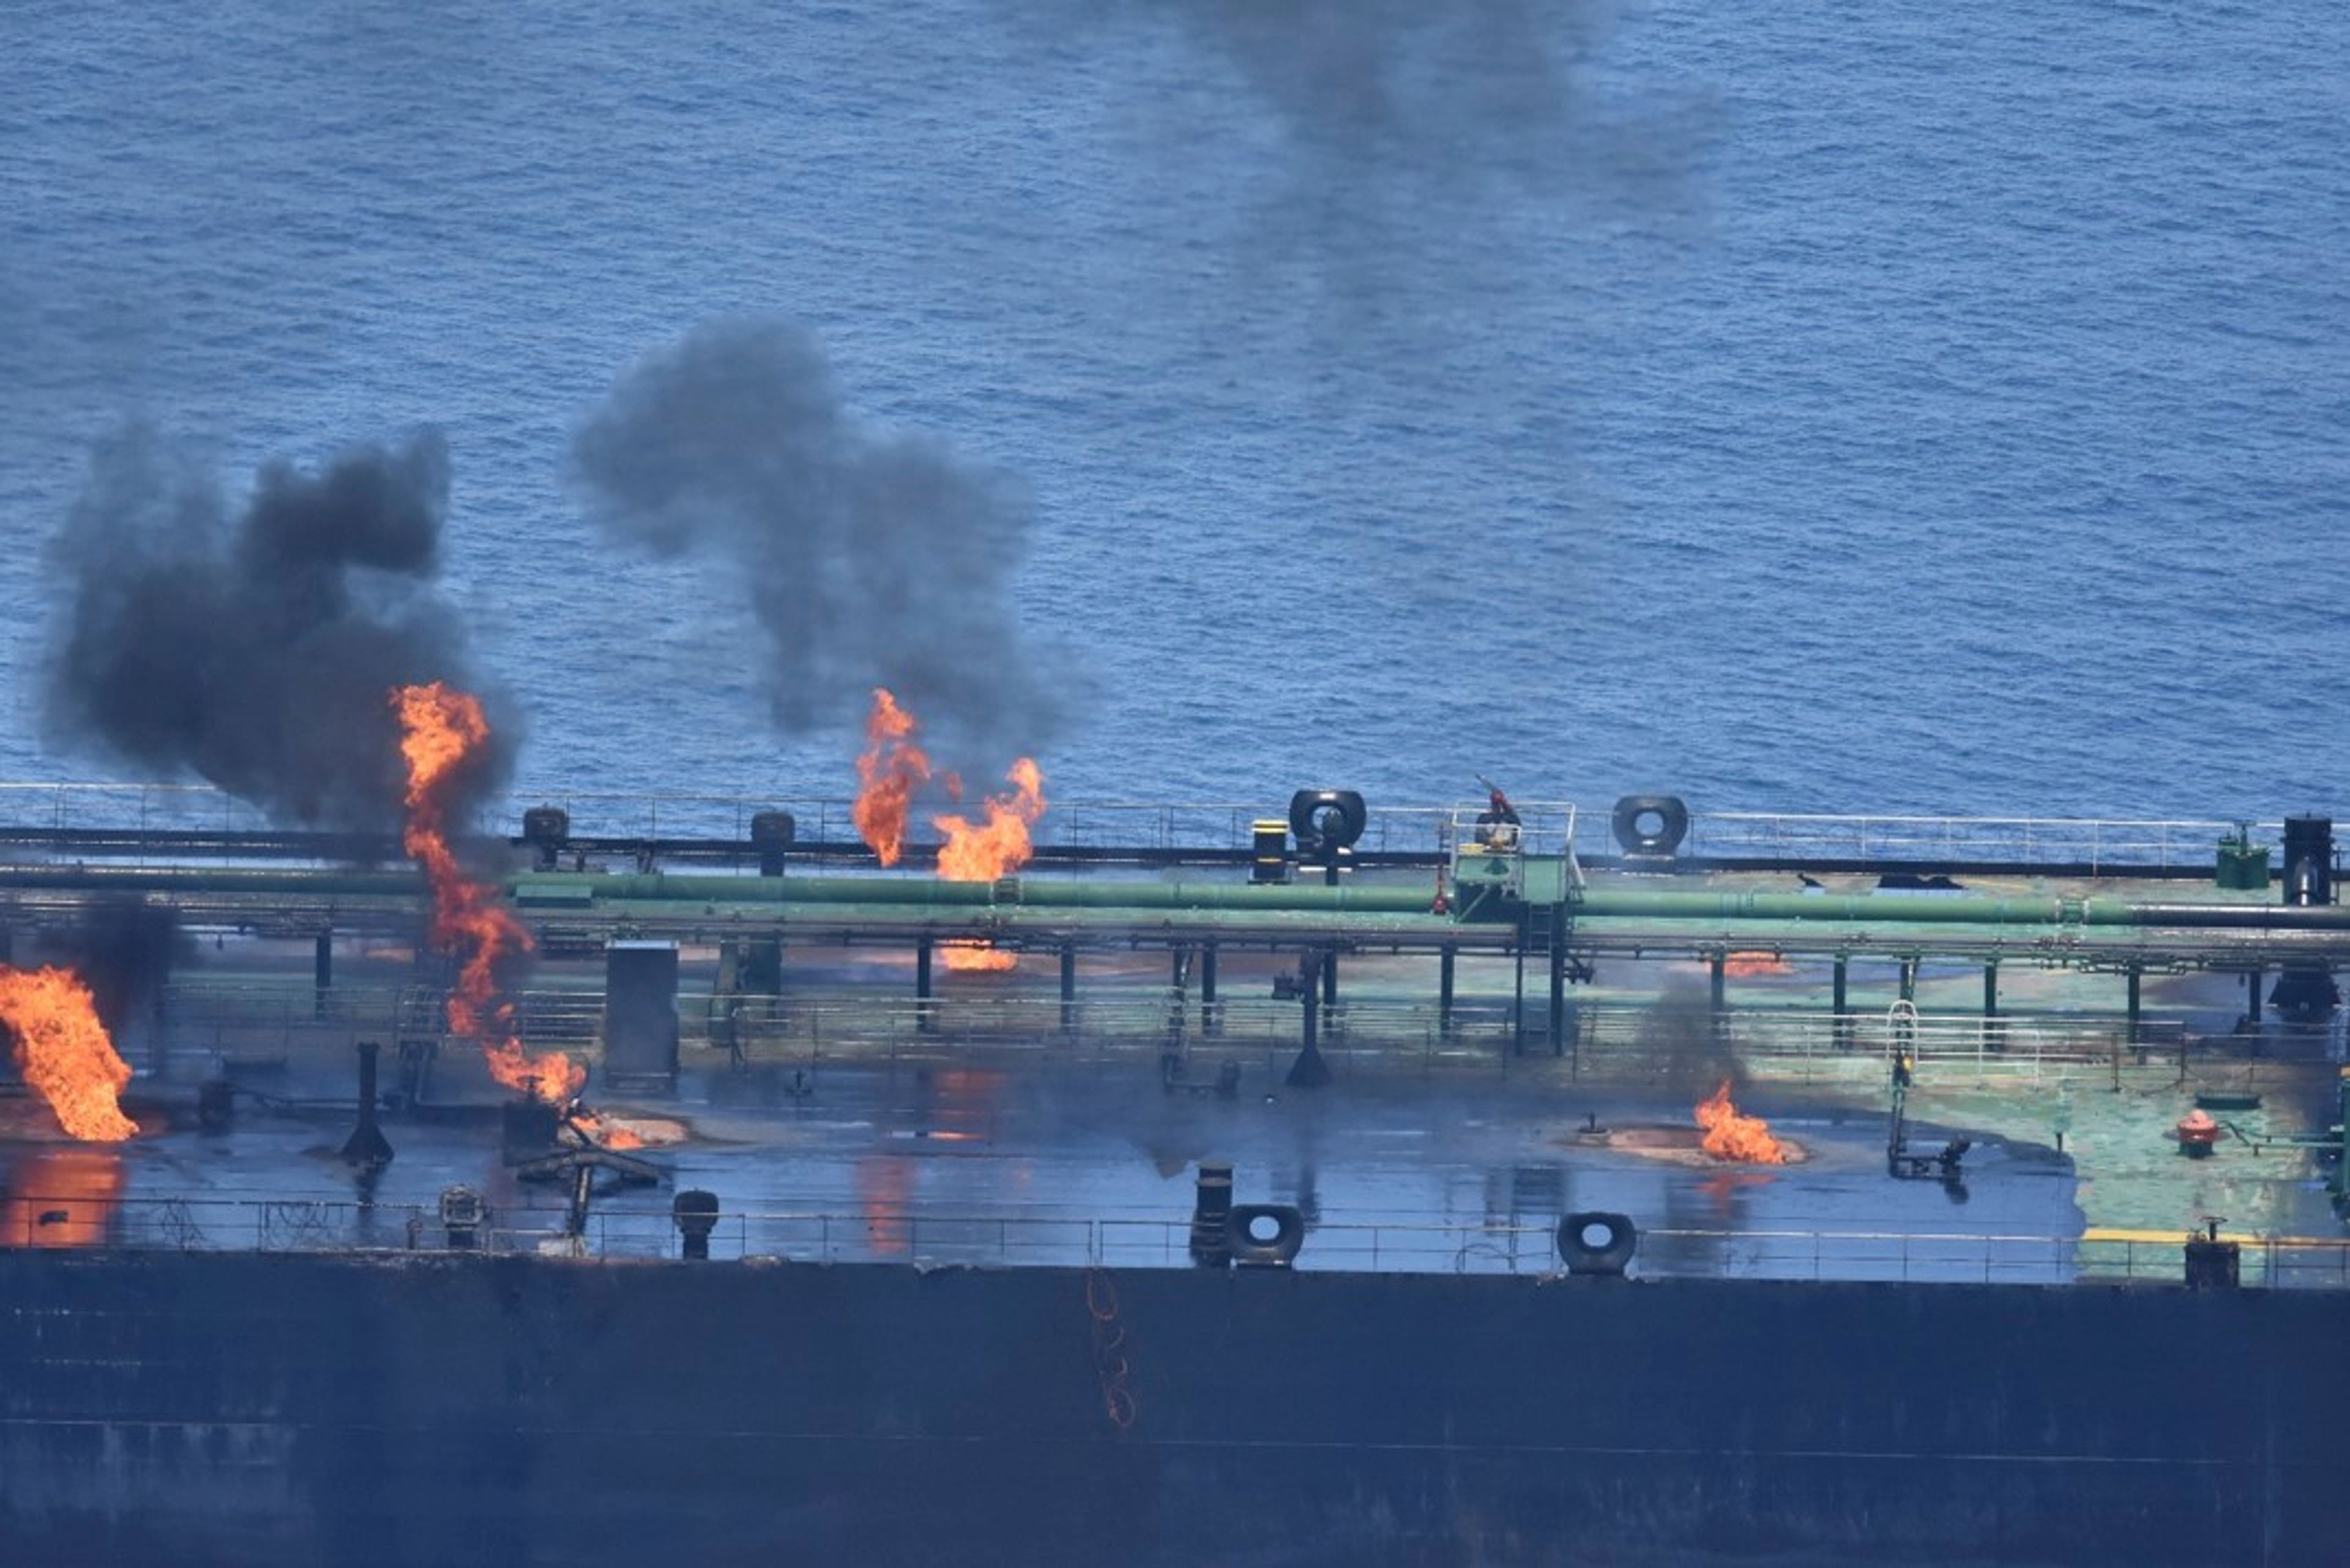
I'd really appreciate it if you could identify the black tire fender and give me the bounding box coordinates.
[1226,1203,1306,1267]
[1611,796,1689,857]
[1557,1211,1638,1275]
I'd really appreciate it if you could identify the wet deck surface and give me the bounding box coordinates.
[0,1058,2103,1282]
[2,928,2343,1283]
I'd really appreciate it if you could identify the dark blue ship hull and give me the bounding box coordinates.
[3,1250,2345,1566]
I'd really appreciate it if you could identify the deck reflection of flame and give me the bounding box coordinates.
[1694,1081,1788,1164]
[2,1148,125,1247]
[856,1155,913,1256]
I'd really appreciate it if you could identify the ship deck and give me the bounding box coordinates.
[1,800,2344,1285]
[2,932,2343,1288]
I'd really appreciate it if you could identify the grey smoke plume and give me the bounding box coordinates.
[1008,0,1703,331]
[572,318,1062,753]
[1035,0,1692,211]
[43,427,513,828]
[1132,0,1612,180]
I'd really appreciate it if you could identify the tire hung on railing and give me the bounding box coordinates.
[1226,1203,1306,1267]
[1611,796,1688,858]
[1557,1211,1637,1276]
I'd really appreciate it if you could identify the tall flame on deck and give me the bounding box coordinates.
[849,689,1046,973]
[852,689,933,867]
[392,682,583,1103]
[934,759,1048,881]
[0,966,138,1141]
[1694,1081,1788,1165]
[933,758,1048,971]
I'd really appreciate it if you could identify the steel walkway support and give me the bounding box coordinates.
[314,930,333,1020]
[1288,954,1331,1088]
[1439,946,1457,1038]
[1709,952,1728,1045]
[1547,903,1568,1057]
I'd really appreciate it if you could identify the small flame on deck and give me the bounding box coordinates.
[573,1111,644,1151]
[1723,952,1792,979]
[0,966,138,1141]
[852,689,933,867]
[1693,1081,1788,1165]
[934,758,1046,971]
[392,682,583,1104]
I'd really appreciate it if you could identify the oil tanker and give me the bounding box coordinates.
[2,789,2346,1566]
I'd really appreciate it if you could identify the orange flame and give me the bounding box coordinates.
[1694,1081,1788,1164]
[480,1036,584,1105]
[941,942,1018,973]
[2,1148,125,1247]
[1723,952,1792,979]
[572,1110,645,1151]
[853,688,932,867]
[934,758,1046,879]
[934,758,1046,971]
[0,966,138,1141]
[391,682,583,1104]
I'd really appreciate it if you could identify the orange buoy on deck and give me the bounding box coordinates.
[2174,1109,2221,1157]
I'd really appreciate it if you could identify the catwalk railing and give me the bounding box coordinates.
[1678,813,2253,872]
[146,977,2342,1086]
[3,1192,2344,1288]
[0,780,2299,873]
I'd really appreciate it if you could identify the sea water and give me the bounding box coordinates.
[2,0,2343,823]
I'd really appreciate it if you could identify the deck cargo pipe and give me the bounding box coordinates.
[10,864,2350,932]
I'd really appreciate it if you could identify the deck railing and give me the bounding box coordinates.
[6,1192,2344,1288]
[0,779,2311,874]
[1676,812,2251,873]
[140,975,2330,1088]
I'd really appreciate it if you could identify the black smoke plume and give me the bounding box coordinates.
[43,426,513,828]
[24,900,192,1033]
[1636,976,1748,1098]
[572,318,1064,756]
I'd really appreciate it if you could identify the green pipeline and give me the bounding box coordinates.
[1570,889,2350,930]
[0,865,1431,915]
[521,874,2350,930]
[523,873,1438,916]
[6,864,2350,932]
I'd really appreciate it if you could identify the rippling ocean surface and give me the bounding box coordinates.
[3,1,2344,824]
